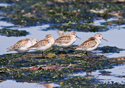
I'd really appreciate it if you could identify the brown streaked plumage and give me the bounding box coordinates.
[73,37,97,49]
[29,39,49,48]
[73,33,107,56]
[55,31,80,47]
[55,36,71,44]
[55,31,80,54]
[57,30,65,36]
[28,34,55,57]
[7,38,30,51]
[7,38,38,54]
[43,83,55,88]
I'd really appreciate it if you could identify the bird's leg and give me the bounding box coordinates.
[84,51,88,56]
[89,51,93,60]
[42,51,44,57]
[44,51,46,59]
[21,52,27,58]
[84,51,92,60]
[42,51,46,59]
[64,48,69,55]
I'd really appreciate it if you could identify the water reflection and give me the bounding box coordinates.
[0,80,45,88]
[0,11,125,86]
[0,3,11,7]
[75,65,125,84]
[0,23,125,58]
[0,80,61,88]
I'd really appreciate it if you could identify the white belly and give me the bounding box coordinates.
[16,41,33,54]
[17,48,29,54]
[32,43,52,51]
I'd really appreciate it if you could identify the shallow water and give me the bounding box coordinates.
[0,2,125,87]
[1,18,125,58]
[0,80,45,88]
[0,3,11,7]
[0,80,60,88]
[75,64,125,84]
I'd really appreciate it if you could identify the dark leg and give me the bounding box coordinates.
[42,51,44,57]
[44,52,46,59]
[84,51,93,60]
[84,51,88,56]
[21,52,27,58]
[89,51,93,60]
[64,48,68,54]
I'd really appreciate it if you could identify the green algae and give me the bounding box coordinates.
[0,0,125,32]
[0,0,125,86]
[61,76,125,88]
[99,70,111,74]
[96,46,124,53]
[0,48,124,82]
[0,45,125,86]
[102,19,125,25]
[44,23,108,32]
[0,28,29,37]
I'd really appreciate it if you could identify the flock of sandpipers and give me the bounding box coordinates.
[7,31,107,57]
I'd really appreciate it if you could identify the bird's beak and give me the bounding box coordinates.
[76,35,81,39]
[102,37,108,42]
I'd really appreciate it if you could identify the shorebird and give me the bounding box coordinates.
[55,31,80,54]
[73,33,107,56]
[28,34,55,57]
[7,38,38,54]
[57,30,65,36]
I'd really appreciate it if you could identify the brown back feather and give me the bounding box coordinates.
[80,37,97,48]
[55,36,71,44]
[29,39,49,48]
[73,37,97,49]
[7,38,30,51]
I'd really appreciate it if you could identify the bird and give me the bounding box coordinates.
[73,33,107,56]
[57,30,65,36]
[55,31,81,54]
[7,38,38,54]
[28,34,55,57]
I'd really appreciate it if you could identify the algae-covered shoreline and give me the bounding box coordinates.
[0,45,125,87]
[0,0,125,32]
[0,0,125,87]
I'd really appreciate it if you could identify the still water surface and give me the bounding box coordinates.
[0,3,125,87]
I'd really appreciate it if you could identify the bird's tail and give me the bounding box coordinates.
[7,47,13,52]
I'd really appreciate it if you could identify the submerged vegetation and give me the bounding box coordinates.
[0,28,29,37]
[61,76,125,88]
[0,45,125,87]
[0,0,125,87]
[45,23,108,32]
[0,0,125,32]
[96,46,124,53]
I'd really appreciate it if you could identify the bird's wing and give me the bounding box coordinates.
[55,36,71,44]
[29,39,49,48]
[80,37,97,48]
[7,38,31,51]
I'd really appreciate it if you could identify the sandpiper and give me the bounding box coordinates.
[55,31,80,54]
[73,33,107,56]
[28,34,55,57]
[57,30,65,36]
[7,38,38,54]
